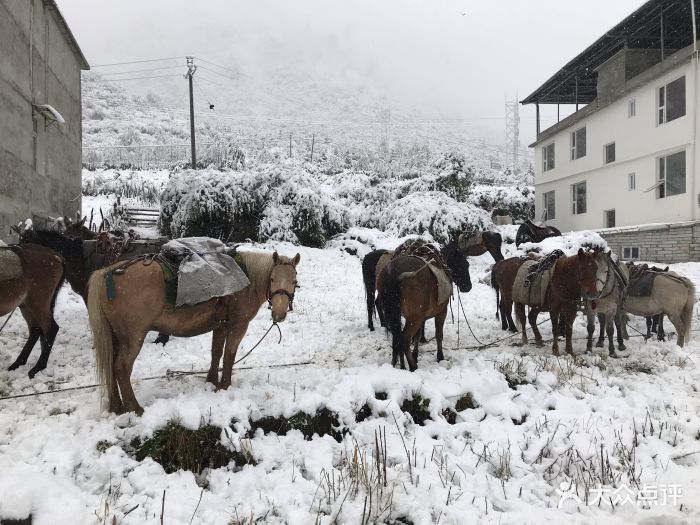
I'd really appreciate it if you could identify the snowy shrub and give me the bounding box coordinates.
[381,191,492,244]
[471,185,535,221]
[429,151,474,202]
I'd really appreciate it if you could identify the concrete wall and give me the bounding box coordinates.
[533,46,700,234]
[0,0,84,242]
[598,221,700,264]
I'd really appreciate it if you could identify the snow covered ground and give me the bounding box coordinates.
[1,231,700,524]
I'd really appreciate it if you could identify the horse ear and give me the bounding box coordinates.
[79,216,87,227]
[272,251,279,265]
[577,248,584,257]
[293,253,301,266]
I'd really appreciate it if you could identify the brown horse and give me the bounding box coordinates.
[494,249,607,355]
[88,249,299,415]
[458,231,504,262]
[515,220,561,247]
[378,239,472,371]
[0,244,65,378]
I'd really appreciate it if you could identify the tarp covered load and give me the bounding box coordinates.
[512,259,555,306]
[161,237,250,307]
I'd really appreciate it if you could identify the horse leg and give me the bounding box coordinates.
[27,318,59,379]
[206,325,227,386]
[219,323,249,390]
[7,308,41,372]
[420,321,427,343]
[528,308,543,346]
[375,297,386,328]
[114,335,146,415]
[585,310,595,353]
[651,315,659,333]
[564,315,575,355]
[435,308,447,362]
[515,303,527,344]
[657,315,666,341]
[667,314,682,347]
[108,333,124,414]
[615,311,626,351]
[401,319,421,372]
[503,295,518,333]
[595,313,605,347]
[645,317,653,339]
[605,315,618,357]
[550,308,560,356]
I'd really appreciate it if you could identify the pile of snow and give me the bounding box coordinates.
[519,230,609,256]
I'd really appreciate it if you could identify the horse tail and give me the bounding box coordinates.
[362,250,388,328]
[50,255,68,312]
[681,278,696,344]
[378,264,403,354]
[87,270,114,406]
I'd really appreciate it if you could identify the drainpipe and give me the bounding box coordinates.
[692,0,698,220]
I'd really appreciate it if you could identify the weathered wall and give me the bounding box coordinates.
[0,0,83,242]
[598,221,700,264]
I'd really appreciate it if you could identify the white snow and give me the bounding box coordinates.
[1,226,700,524]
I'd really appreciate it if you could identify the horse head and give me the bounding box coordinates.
[442,240,472,293]
[576,248,610,299]
[269,251,301,323]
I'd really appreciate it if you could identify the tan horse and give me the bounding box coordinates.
[1,244,65,378]
[88,250,300,415]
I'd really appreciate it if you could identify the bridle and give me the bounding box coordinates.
[578,252,612,301]
[267,262,298,312]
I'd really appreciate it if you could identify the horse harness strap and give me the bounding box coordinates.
[267,261,297,312]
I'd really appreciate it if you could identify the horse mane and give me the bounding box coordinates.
[237,250,295,301]
[23,230,83,256]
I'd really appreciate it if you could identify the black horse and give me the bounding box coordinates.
[458,231,504,262]
[515,220,561,247]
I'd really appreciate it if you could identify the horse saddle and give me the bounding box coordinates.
[512,259,556,306]
[627,271,657,297]
[0,246,23,281]
[524,220,555,237]
[458,232,483,252]
[393,238,452,304]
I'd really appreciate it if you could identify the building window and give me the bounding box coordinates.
[658,76,686,125]
[543,142,555,172]
[604,142,616,164]
[571,181,586,214]
[658,150,686,199]
[628,99,636,117]
[543,190,555,220]
[623,247,640,260]
[628,173,636,190]
[604,209,616,228]
[571,127,586,160]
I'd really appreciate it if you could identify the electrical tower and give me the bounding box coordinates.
[505,96,520,171]
[185,56,197,169]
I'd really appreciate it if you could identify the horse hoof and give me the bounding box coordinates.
[566,350,575,356]
[552,349,560,356]
[595,341,604,348]
[369,326,375,332]
[535,340,544,348]
[609,351,620,359]
[618,344,626,351]
[7,363,21,372]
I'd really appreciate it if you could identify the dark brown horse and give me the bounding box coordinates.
[0,244,66,378]
[362,249,393,331]
[378,239,471,371]
[88,250,300,415]
[515,220,561,247]
[458,231,504,262]
[494,249,608,355]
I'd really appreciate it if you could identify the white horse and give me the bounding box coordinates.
[585,256,629,357]
[624,272,695,347]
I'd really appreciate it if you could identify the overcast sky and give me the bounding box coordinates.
[57,0,647,146]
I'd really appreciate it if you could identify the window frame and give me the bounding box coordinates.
[628,172,636,191]
[570,127,586,160]
[628,99,636,118]
[657,150,686,199]
[604,142,616,164]
[542,142,555,172]
[657,76,686,125]
[543,190,555,220]
[604,209,616,228]
[623,247,640,260]
[571,181,587,215]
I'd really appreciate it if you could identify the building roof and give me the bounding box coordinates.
[46,0,90,70]
[522,0,697,105]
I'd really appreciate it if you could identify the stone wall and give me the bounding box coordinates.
[597,221,700,263]
[0,0,86,242]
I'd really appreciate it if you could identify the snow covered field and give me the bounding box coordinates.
[1,232,700,524]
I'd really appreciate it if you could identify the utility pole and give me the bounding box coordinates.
[185,56,197,169]
[289,133,292,158]
[310,133,315,163]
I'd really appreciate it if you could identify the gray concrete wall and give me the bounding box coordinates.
[598,222,700,263]
[0,0,83,242]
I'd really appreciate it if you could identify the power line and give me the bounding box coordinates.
[197,65,240,81]
[91,57,183,68]
[101,74,182,82]
[97,65,184,76]
[193,56,251,77]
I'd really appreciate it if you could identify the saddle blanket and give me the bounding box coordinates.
[428,264,453,304]
[161,237,250,307]
[512,259,555,306]
[0,247,22,281]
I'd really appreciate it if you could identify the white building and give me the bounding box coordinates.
[523,0,699,241]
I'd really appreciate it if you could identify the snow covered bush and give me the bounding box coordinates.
[471,185,535,221]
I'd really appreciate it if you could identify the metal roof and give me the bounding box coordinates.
[46,0,90,70]
[522,0,697,105]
